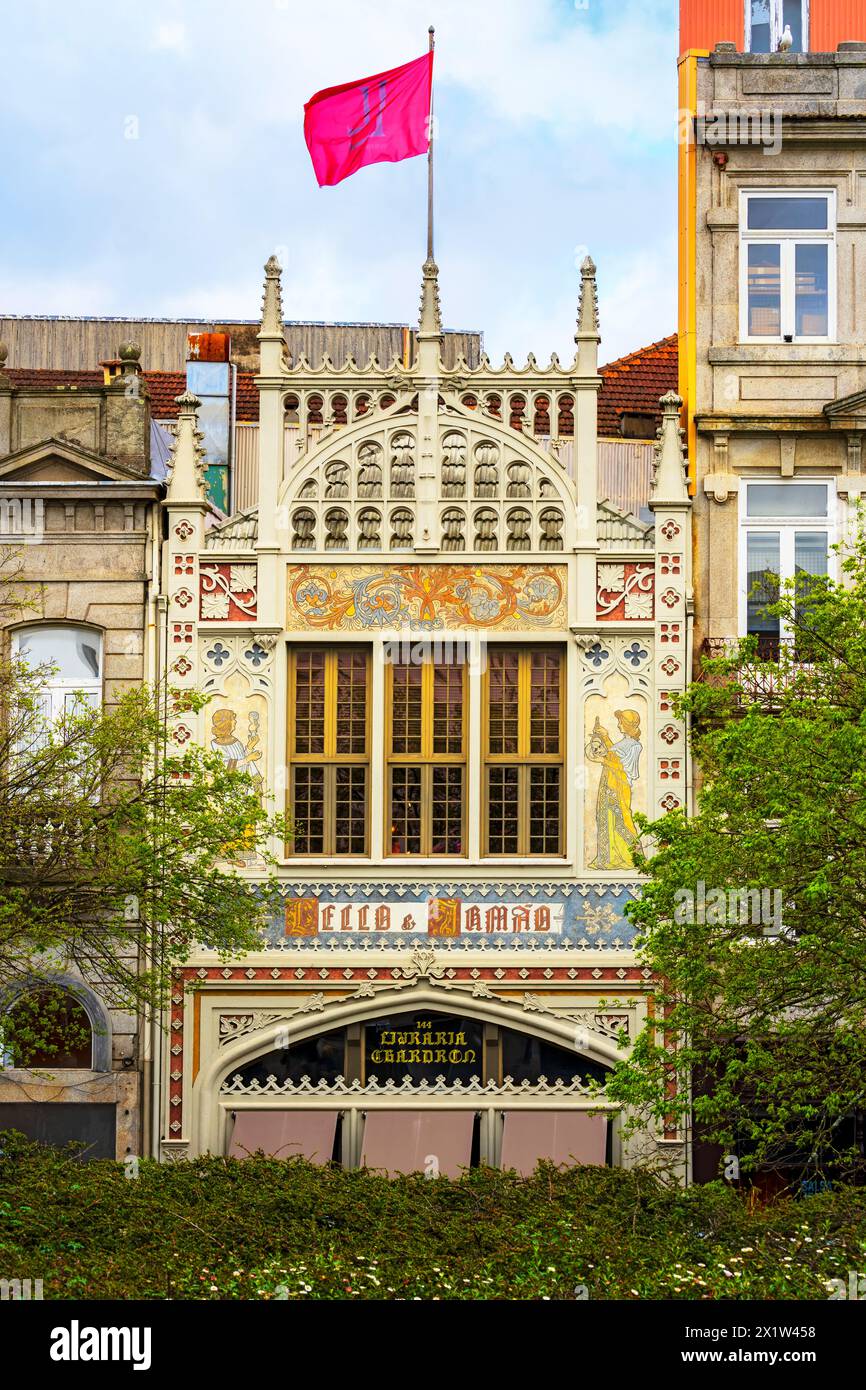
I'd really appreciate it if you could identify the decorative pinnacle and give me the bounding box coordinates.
[577,255,600,339]
[167,390,207,505]
[418,255,442,339]
[260,254,284,336]
[651,391,689,507]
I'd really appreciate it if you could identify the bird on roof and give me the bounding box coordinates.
[779,23,793,50]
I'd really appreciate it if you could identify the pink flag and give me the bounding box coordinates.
[304,51,433,188]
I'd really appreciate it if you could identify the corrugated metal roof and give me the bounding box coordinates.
[0,317,481,373]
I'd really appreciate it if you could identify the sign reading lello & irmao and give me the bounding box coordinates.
[284,898,564,937]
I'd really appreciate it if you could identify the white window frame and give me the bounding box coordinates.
[745,0,809,54]
[738,479,836,641]
[12,624,103,724]
[739,189,835,345]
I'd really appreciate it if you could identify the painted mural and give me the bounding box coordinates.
[207,670,267,868]
[584,675,647,871]
[286,563,567,630]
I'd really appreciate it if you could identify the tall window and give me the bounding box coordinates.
[740,481,834,656]
[386,653,466,855]
[746,1,808,53]
[13,625,102,723]
[483,647,564,856]
[288,647,369,855]
[740,191,834,343]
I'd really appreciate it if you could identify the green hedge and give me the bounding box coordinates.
[0,1133,864,1300]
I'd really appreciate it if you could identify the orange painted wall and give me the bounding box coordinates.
[812,1,866,50]
[680,0,866,56]
[680,0,742,54]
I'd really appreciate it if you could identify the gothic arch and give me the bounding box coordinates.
[193,983,624,1153]
[278,400,579,555]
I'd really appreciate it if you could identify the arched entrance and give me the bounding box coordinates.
[195,989,623,1174]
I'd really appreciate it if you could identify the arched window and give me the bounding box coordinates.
[14,625,103,723]
[2,987,94,1069]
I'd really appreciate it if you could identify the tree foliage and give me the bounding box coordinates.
[0,641,289,1056]
[607,525,866,1179]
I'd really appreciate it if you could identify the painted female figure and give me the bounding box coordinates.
[586,709,642,870]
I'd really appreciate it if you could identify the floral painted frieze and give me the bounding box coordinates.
[199,563,258,621]
[596,562,654,621]
[286,563,567,631]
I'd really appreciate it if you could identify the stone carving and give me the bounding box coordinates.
[441,507,465,552]
[357,508,381,549]
[506,507,531,551]
[539,507,564,550]
[291,508,316,549]
[357,442,383,498]
[474,507,498,551]
[324,461,349,499]
[390,432,415,498]
[596,562,655,620]
[324,508,349,549]
[473,441,499,497]
[199,564,258,620]
[506,460,531,498]
[441,432,466,498]
[390,508,413,550]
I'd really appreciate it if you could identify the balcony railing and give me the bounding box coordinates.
[699,637,812,703]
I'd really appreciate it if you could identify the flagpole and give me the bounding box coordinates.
[427,25,435,261]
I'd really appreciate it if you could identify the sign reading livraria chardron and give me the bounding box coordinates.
[365,1016,483,1078]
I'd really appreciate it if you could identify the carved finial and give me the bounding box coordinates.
[260,254,284,337]
[577,255,600,337]
[166,391,207,506]
[575,254,600,375]
[650,391,689,508]
[418,255,442,339]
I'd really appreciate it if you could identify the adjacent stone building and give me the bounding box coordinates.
[0,344,162,1160]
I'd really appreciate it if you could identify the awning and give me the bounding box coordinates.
[360,1110,474,1178]
[228,1109,338,1163]
[500,1110,607,1175]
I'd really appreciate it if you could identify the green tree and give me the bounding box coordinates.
[607,525,866,1181]
[0,639,289,1063]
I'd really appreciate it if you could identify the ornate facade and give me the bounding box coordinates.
[155,253,694,1172]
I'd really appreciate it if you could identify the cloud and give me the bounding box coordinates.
[152,21,186,52]
[0,0,678,364]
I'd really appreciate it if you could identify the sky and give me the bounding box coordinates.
[0,0,679,365]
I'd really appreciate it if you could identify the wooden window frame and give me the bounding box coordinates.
[745,0,809,54]
[287,645,371,857]
[482,645,565,858]
[384,655,467,858]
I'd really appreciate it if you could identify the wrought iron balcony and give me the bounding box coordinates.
[699,637,809,703]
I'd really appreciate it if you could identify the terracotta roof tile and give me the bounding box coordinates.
[5,367,261,423]
[598,334,678,438]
